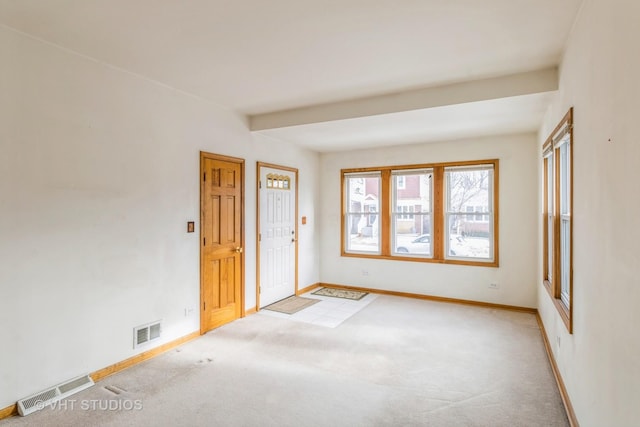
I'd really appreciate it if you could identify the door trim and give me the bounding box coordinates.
[256,162,299,310]
[200,151,245,335]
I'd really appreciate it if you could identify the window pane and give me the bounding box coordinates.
[545,155,554,282]
[560,218,571,307]
[394,215,431,255]
[559,143,571,215]
[446,214,491,259]
[345,174,380,253]
[445,166,493,261]
[547,214,554,282]
[392,170,433,257]
[546,155,554,214]
[558,138,571,305]
[446,168,490,213]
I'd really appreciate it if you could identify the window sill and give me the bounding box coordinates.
[341,252,498,268]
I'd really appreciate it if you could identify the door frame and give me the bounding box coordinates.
[200,151,245,335]
[256,162,299,310]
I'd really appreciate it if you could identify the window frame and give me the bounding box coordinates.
[343,171,381,255]
[391,168,434,258]
[542,107,573,333]
[444,164,495,263]
[341,159,499,268]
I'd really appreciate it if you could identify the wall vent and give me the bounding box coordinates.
[134,320,162,348]
[17,374,94,416]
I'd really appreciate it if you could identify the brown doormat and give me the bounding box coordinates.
[312,288,368,301]
[263,296,320,314]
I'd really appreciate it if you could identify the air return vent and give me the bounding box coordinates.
[134,320,162,348]
[17,374,94,416]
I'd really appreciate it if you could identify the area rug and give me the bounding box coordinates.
[312,288,369,301]
[263,296,320,314]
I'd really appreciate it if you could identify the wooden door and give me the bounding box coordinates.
[257,163,298,308]
[200,153,244,333]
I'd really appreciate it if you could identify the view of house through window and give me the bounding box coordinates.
[342,160,498,267]
[344,172,380,253]
[393,170,433,256]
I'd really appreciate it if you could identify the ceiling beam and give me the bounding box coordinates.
[249,67,558,131]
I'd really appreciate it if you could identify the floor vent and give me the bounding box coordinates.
[17,374,94,416]
[134,320,162,348]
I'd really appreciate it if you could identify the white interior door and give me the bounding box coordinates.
[259,165,297,307]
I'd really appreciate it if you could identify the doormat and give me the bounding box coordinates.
[264,296,320,315]
[311,288,368,301]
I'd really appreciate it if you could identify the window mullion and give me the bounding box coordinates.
[381,170,391,256]
[432,166,444,260]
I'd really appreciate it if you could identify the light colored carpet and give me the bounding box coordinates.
[1,296,569,427]
[263,296,320,314]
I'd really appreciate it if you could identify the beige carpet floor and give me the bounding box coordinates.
[1,295,569,427]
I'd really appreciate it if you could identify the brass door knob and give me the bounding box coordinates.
[235,247,243,253]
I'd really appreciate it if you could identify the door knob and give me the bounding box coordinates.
[235,247,243,253]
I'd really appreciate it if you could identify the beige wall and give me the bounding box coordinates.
[537,0,640,425]
[0,26,320,408]
[319,134,539,308]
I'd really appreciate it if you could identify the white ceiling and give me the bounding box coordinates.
[0,0,583,152]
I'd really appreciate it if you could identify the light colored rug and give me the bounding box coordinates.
[312,287,368,300]
[263,296,319,314]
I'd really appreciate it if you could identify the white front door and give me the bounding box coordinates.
[258,164,297,308]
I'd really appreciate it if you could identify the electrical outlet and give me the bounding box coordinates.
[184,308,195,317]
[362,270,369,276]
[489,283,499,289]
[557,336,561,347]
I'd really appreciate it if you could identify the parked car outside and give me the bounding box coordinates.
[396,233,490,258]
[395,234,434,255]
